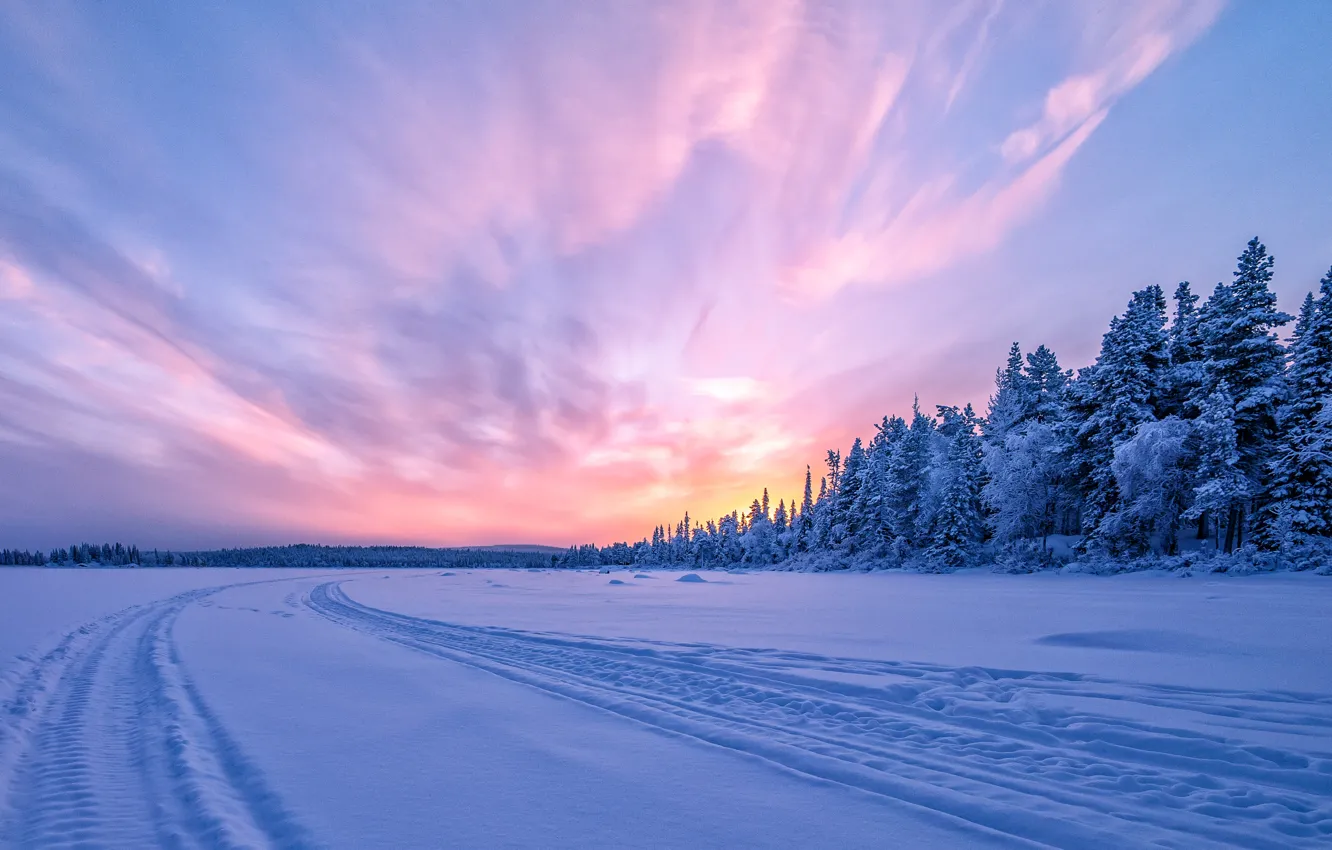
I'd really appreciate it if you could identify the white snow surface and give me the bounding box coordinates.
[1,567,1330,848]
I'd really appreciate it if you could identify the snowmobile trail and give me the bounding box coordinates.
[0,581,314,849]
[308,579,1332,850]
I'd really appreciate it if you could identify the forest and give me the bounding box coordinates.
[558,238,1332,574]
[0,544,552,570]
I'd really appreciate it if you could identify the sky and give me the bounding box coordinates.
[1,1,1330,550]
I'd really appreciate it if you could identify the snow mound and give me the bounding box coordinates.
[608,579,626,586]
[439,572,455,576]
[676,573,707,583]
[633,574,652,579]
[1034,629,1214,654]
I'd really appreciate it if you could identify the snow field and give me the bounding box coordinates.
[1,567,1329,848]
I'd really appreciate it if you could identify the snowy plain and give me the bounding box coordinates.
[1,567,1330,848]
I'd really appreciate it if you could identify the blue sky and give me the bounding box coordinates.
[1,1,1328,548]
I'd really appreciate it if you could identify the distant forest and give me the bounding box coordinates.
[557,238,1332,574]
[0,544,552,570]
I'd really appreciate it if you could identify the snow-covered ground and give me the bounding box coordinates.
[1,568,1330,848]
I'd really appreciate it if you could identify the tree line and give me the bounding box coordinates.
[0,543,552,570]
[0,543,206,567]
[558,238,1332,573]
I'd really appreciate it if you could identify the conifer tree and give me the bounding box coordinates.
[1166,281,1207,418]
[1196,239,1292,540]
[927,405,985,569]
[1024,345,1068,425]
[798,466,815,550]
[1185,385,1250,553]
[984,343,1033,439]
[1067,286,1170,543]
[884,403,933,546]
[833,438,866,549]
[1265,268,1332,542]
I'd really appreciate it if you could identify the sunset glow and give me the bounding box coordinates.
[2,1,1330,548]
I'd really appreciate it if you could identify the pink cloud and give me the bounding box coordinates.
[0,1,1226,546]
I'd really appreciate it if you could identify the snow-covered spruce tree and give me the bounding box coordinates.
[797,466,815,551]
[983,342,1074,558]
[1066,286,1170,548]
[1102,417,1194,557]
[1184,385,1250,553]
[743,499,777,565]
[1196,238,1293,546]
[812,475,830,550]
[1024,344,1070,425]
[829,438,864,551]
[925,405,985,571]
[984,421,1065,551]
[849,417,895,554]
[1165,281,1208,420]
[1265,267,1332,545]
[881,401,934,551]
[984,343,1034,440]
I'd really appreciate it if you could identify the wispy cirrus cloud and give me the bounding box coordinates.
[0,0,1224,546]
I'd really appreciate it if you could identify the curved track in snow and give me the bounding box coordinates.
[0,581,313,849]
[308,579,1332,850]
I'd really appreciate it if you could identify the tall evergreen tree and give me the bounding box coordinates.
[832,438,866,549]
[984,343,1033,439]
[883,403,933,546]
[1024,345,1068,425]
[1196,239,1293,537]
[1067,285,1170,544]
[1265,268,1332,542]
[798,466,815,550]
[927,405,985,569]
[1166,281,1207,419]
[1185,385,1250,553]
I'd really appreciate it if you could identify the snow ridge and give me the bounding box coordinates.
[308,580,1332,849]
[0,582,314,849]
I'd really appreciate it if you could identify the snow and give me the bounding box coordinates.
[2,568,1330,848]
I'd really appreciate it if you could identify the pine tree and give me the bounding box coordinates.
[1196,239,1293,542]
[832,438,866,549]
[1266,268,1332,542]
[984,343,1034,439]
[1185,385,1250,553]
[813,476,830,549]
[1104,417,1194,556]
[850,418,894,552]
[926,405,985,570]
[1067,286,1170,544]
[798,466,815,550]
[883,403,933,547]
[1024,345,1068,425]
[984,421,1066,548]
[1166,281,1207,419]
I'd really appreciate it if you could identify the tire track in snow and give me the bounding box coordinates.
[308,579,1332,850]
[0,582,314,849]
